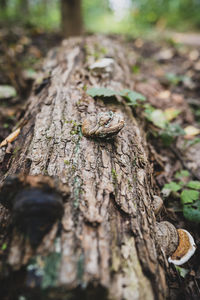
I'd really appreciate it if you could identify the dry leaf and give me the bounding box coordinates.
[164,108,180,121]
[184,125,200,138]
[0,128,21,147]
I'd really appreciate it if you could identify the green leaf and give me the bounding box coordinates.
[160,131,174,146]
[187,181,200,190]
[1,243,7,251]
[23,68,38,80]
[181,189,199,204]
[165,73,185,85]
[160,124,185,146]
[144,104,155,118]
[165,123,185,137]
[184,138,200,148]
[148,109,167,129]
[175,170,190,179]
[86,87,146,107]
[0,85,17,99]
[163,182,182,192]
[87,87,117,98]
[120,89,146,106]
[183,200,200,223]
[175,266,189,278]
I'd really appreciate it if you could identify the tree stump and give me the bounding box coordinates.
[0,36,170,300]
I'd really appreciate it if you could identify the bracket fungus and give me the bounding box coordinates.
[0,175,67,248]
[155,222,196,265]
[153,195,163,215]
[168,229,196,266]
[89,58,115,76]
[155,221,179,257]
[82,111,124,139]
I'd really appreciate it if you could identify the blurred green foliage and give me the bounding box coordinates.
[1,0,200,33]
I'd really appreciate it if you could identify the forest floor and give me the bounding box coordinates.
[0,26,200,299]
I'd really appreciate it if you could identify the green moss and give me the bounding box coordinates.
[83,84,87,91]
[26,238,61,290]
[41,252,61,289]
[111,168,118,182]
[77,253,85,283]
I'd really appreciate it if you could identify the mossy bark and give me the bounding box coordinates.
[0,36,168,300]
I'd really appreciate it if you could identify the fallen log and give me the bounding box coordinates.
[0,35,176,300]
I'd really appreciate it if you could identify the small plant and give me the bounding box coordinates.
[86,87,146,107]
[162,170,200,223]
[160,123,185,146]
[144,104,184,146]
[165,73,188,86]
[1,243,7,251]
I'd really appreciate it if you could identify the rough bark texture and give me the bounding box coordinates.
[0,36,169,300]
[61,0,83,37]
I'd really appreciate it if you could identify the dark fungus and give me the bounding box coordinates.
[0,175,66,248]
[14,188,63,247]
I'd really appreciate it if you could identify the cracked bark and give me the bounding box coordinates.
[0,36,169,300]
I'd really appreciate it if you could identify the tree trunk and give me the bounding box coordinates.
[0,36,170,300]
[19,0,29,15]
[61,0,83,37]
[0,0,7,10]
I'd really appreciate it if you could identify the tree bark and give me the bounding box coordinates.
[61,0,83,38]
[0,36,169,300]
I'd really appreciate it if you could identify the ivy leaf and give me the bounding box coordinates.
[181,189,199,204]
[186,181,200,190]
[164,182,182,191]
[86,87,146,107]
[175,170,190,179]
[120,89,146,106]
[87,87,117,98]
[183,200,200,223]
[162,182,182,197]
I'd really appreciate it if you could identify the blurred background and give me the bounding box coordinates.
[1,0,200,36]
